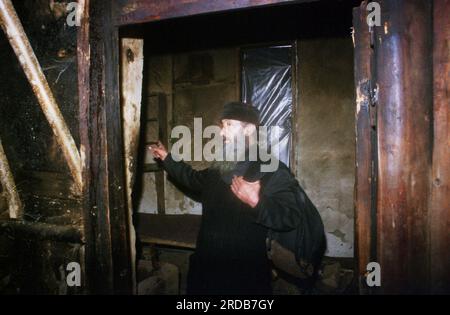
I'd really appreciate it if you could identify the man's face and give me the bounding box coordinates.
[220,119,245,144]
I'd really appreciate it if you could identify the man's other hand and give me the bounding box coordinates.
[231,176,260,208]
[148,141,168,161]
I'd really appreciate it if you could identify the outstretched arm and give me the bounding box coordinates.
[149,141,207,193]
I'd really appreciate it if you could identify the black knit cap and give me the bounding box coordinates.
[219,101,260,125]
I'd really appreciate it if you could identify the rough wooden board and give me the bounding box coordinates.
[117,0,316,26]
[79,0,132,294]
[136,213,201,249]
[0,139,22,219]
[121,37,144,294]
[0,219,83,243]
[352,1,373,293]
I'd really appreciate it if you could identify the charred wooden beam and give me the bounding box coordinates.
[77,0,101,295]
[79,0,133,294]
[117,0,315,26]
[352,0,375,294]
[430,0,450,294]
[375,0,433,294]
[0,0,82,192]
[120,37,144,294]
[0,138,22,219]
[0,219,83,244]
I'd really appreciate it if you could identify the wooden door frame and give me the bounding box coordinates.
[78,0,449,295]
[78,0,311,295]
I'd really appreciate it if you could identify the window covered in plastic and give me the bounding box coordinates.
[241,45,293,167]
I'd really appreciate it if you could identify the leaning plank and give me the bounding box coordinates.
[0,0,82,192]
[121,37,144,294]
[0,138,22,219]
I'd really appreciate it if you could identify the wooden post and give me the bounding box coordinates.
[76,0,94,295]
[0,138,22,219]
[352,0,376,294]
[121,38,144,294]
[0,0,82,192]
[78,0,133,294]
[375,0,432,294]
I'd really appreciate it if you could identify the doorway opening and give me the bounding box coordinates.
[119,0,359,295]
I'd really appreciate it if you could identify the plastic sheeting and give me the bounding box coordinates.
[241,45,293,167]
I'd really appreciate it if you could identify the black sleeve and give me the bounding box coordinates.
[252,167,301,231]
[161,153,209,194]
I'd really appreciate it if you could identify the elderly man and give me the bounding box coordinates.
[149,101,299,295]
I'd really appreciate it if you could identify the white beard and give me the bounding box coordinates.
[209,141,243,175]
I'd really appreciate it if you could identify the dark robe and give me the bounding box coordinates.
[162,154,299,295]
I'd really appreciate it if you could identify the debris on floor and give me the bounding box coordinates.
[137,259,179,295]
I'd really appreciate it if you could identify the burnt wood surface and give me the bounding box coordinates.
[0,219,83,243]
[79,0,133,294]
[352,1,375,294]
[117,0,316,26]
